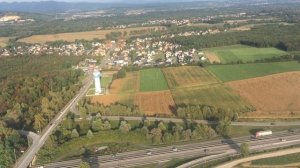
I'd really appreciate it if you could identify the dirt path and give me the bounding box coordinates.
[216,148,300,168]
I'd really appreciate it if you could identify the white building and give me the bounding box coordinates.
[93,71,102,95]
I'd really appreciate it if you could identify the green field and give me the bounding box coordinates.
[205,45,288,64]
[207,61,300,82]
[171,84,253,111]
[140,68,169,92]
[252,152,300,165]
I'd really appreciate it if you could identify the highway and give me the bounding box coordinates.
[39,130,300,168]
[14,77,93,168]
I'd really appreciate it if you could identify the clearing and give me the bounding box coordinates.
[134,91,175,116]
[171,84,253,112]
[204,45,288,64]
[207,61,300,82]
[163,66,220,89]
[140,68,169,92]
[227,72,300,118]
[18,26,162,43]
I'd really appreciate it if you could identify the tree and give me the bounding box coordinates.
[240,143,250,157]
[80,161,90,168]
[163,132,173,144]
[157,121,166,132]
[103,120,111,130]
[216,119,231,137]
[86,130,94,139]
[119,121,131,134]
[150,128,162,144]
[181,129,192,141]
[141,126,149,135]
[71,129,79,139]
[91,119,103,132]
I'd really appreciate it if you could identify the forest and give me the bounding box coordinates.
[0,55,83,167]
[168,24,300,51]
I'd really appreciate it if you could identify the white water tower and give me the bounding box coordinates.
[93,70,102,95]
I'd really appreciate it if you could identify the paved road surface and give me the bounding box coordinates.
[216,147,300,168]
[14,78,93,168]
[38,130,300,168]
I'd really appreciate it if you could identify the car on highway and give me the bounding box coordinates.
[146,150,152,155]
[172,147,178,152]
[280,138,286,142]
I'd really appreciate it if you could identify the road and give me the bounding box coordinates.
[215,147,300,168]
[38,130,300,168]
[14,77,93,168]
[101,116,300,127]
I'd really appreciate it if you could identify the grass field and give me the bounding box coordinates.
[0,37,10,47]
[163,66,220,89]
[204,45,288,64]
[207,61,300,82]
[140,68,169,92]
[171,84,252,111]
[18,26,162,43]
[251,152,300,165]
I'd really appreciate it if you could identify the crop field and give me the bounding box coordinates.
[204,45,288,64]
[140,68,169,92]
[134,91,175,116]
[228,72,300,118]
[172,84,252,111]
[0,37,10,47]
[18,26,162,44]
[207,61,300,82]
[163,66,220,88]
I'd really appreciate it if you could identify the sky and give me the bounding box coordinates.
[0,0,202,2]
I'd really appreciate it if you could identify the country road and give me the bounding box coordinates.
[215,147,300,168]
[101,116,300,127]
[14,77,93,168]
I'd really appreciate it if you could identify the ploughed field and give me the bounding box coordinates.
[163,66,220,88]
[204,45,288,64]
[227,72,300,118]
[134,91,175,116]
[0,37,10,47]
[17,26,162,43]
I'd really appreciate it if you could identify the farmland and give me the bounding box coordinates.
[134,91,175,116]
[0,37,10,47]
[140,68,169,92]
[228,72,300,118]
[163,66,220,89]
[204,45,288,64]
[18,26,162,44]
[172,84,253,112]
[207,61,300,82]
[92,72,138,106]
[251,152,300,166]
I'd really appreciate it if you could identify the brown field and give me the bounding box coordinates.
[163,66,220,88]
[0,37,10,47]
[134,91,175,116]
[18,26,163,44]
[204,50,221,63]
[227,72,300,118]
